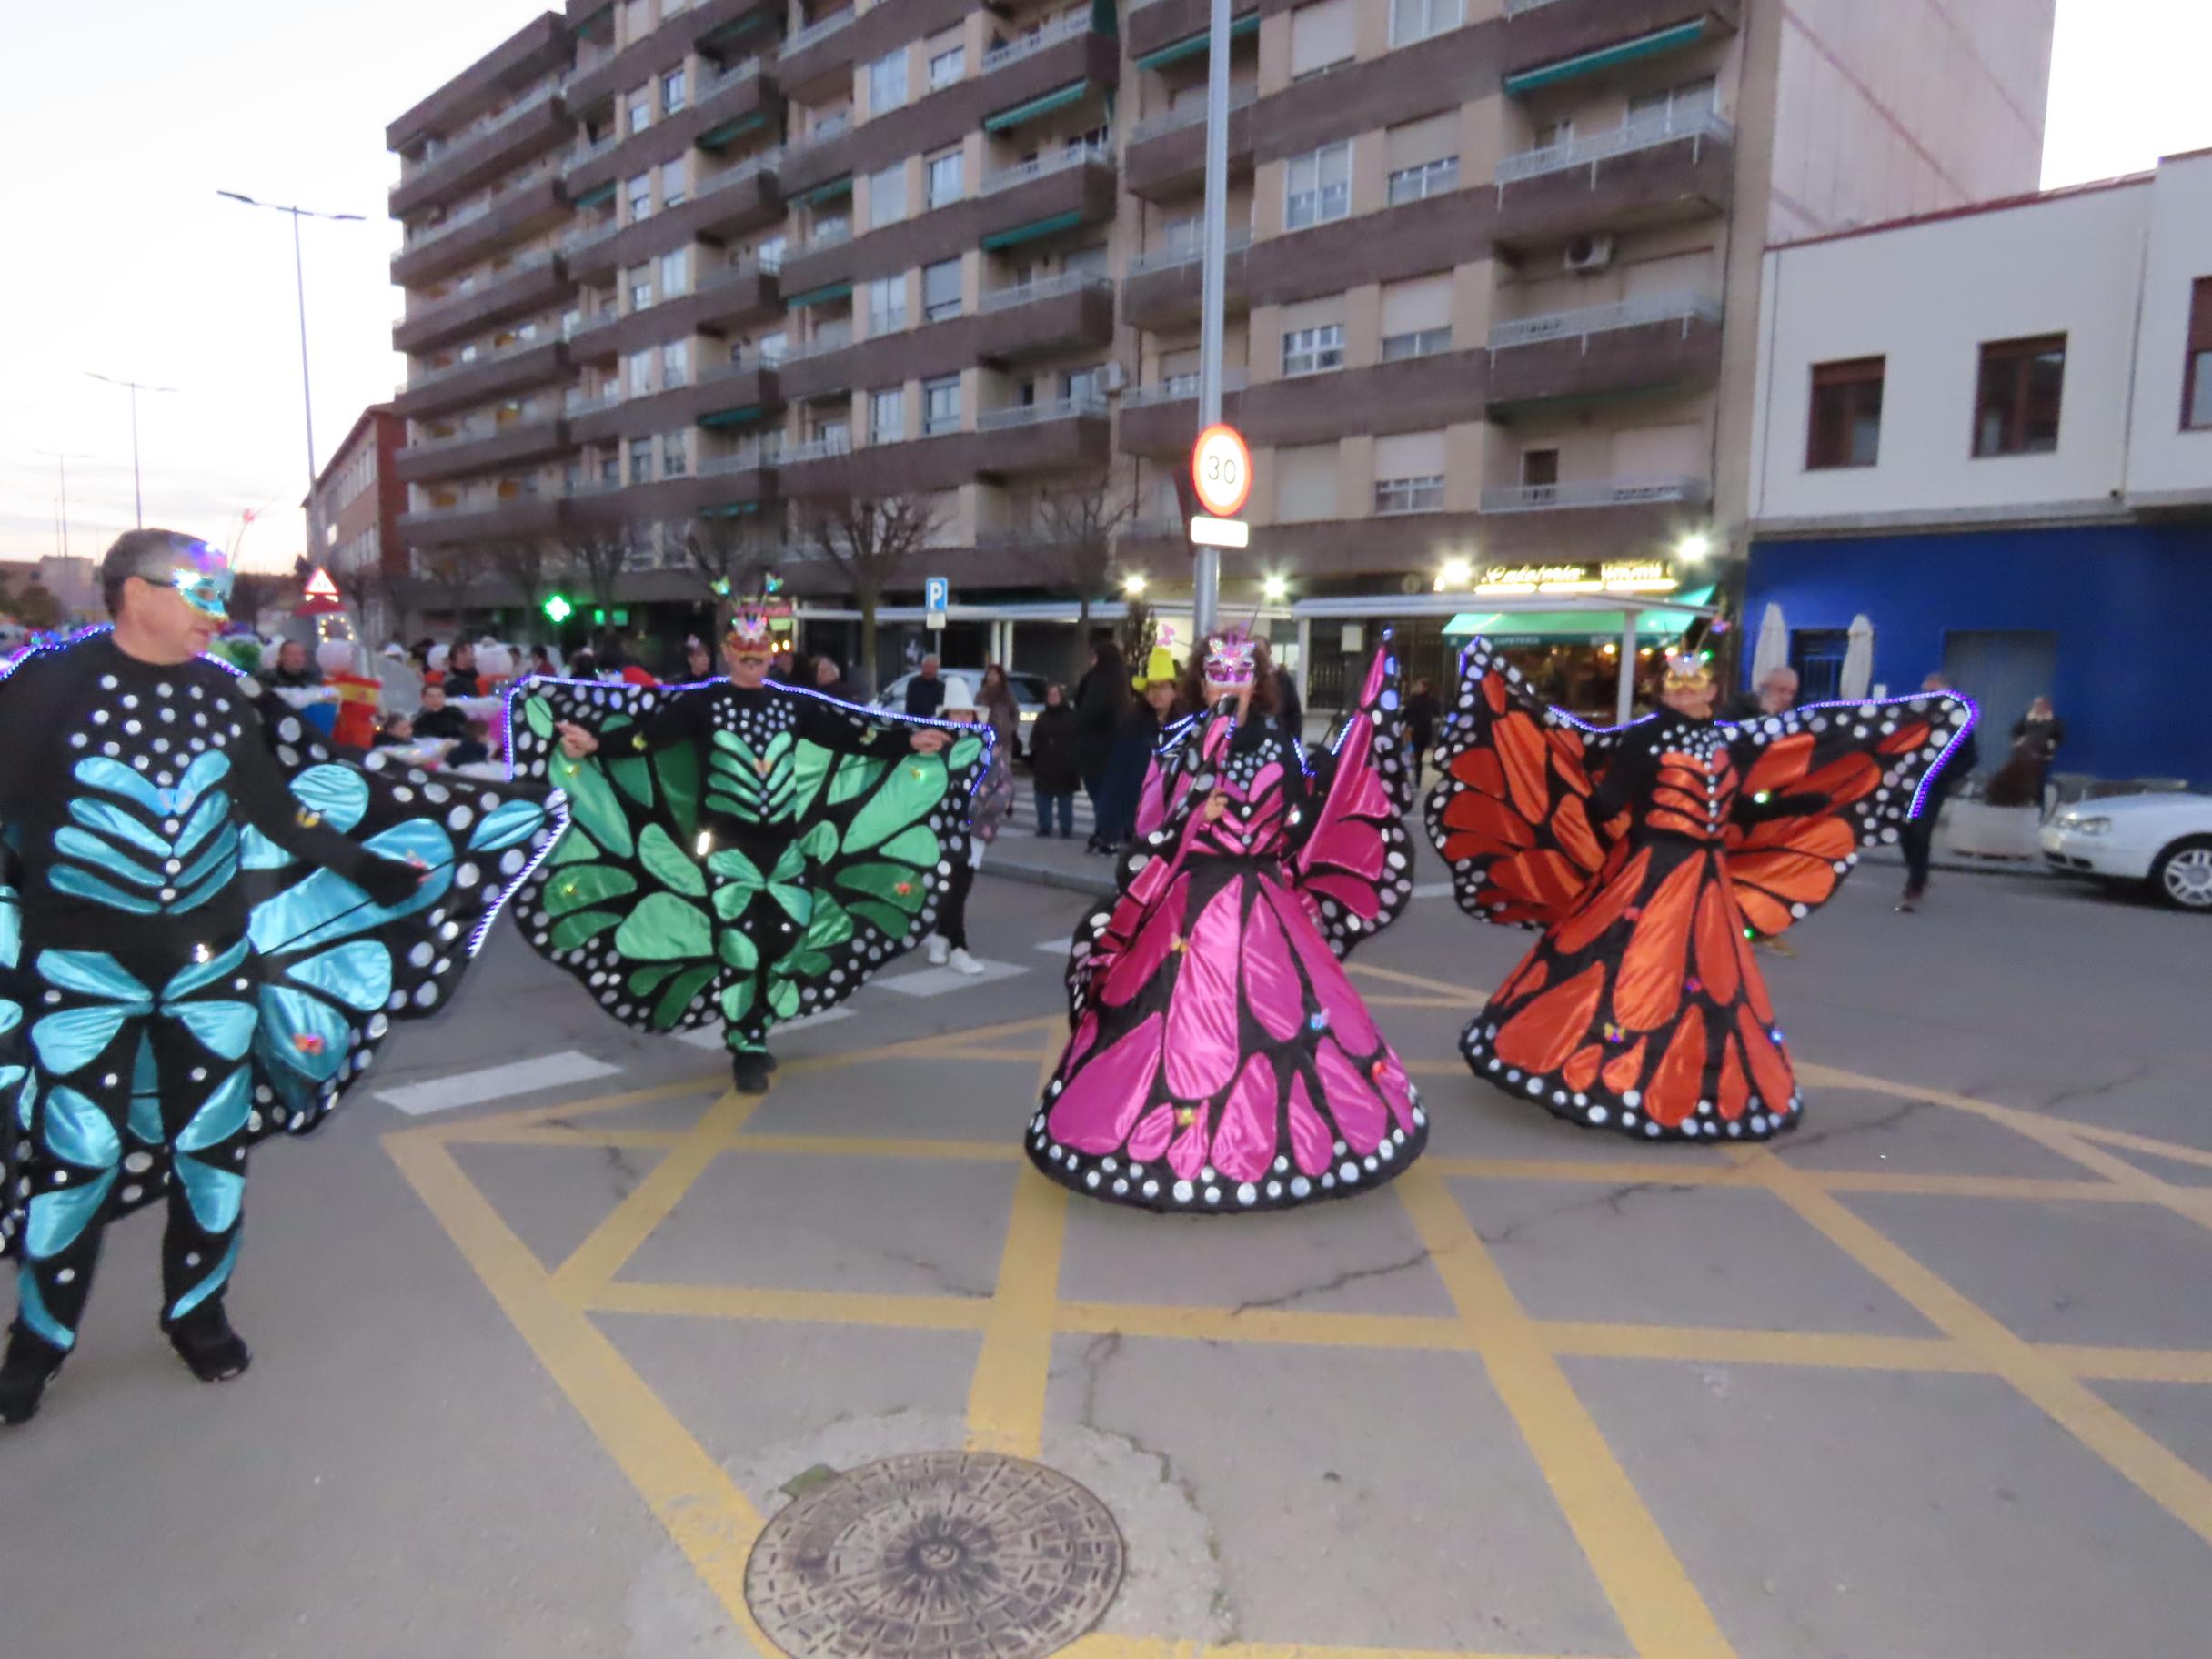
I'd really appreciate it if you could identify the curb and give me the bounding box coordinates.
[980,857,1116,900]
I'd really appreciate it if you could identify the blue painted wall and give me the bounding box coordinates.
[1744,523,2212,787]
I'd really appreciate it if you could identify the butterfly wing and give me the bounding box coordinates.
[1424,638,1632,930]
[1722,692,1977,939]
[1292,641,1417,958]
[1132,711,1206,840]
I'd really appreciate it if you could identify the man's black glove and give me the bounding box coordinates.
[357,856,426,906]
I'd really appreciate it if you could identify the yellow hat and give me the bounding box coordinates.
[1131,646,1180,690]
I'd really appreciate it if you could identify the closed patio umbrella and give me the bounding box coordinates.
[1839,613,1875,699]
[1752,603,1789,685]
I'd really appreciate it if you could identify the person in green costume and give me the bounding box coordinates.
[508,598,989,1093]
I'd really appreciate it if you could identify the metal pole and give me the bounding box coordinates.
[1191,0,1231,641]
[58,456,70,557]
[291,206,318,493]
[129,385,144,527]
[1615,609,1640,724]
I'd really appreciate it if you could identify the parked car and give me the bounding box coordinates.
[2041,791,2212,911]
[873,669,1051,756]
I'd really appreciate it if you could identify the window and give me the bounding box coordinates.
[661,431,689,478]
[628,96,652,135]
[923,374,961,436]
[926,148,963,209]
[630,277,655,311]
[1275,442,1339,522]
[1390,0,1463,45]
[1282,323,1345,377]
[1374,432,1446,514]
[1382,327,1451,361]
[627,348,655,395]
[1533,117,1574,151]
[1384,114,1455,207]
[867,274,907,334]
[871,387,905,442]
[1163,214,1202,254]
[661,339,689,387]
[622,0,651,42]
[1382,274,1453,359]
[869,47,909,115]
[1284,141,1352,230]
[662,68,686,113]
[869,162,907,227]
[1805,357,1885,469]
[628,437,654,483]
[1520,448,1559,487]
[1972,334,2066,457]
[661,158,687,207]
[1387,157,1458,205]
[759,328,787,364]
[2185,277,2212,430]
[1628,75,1717,129]
[659,249,689,298]
[929,45,965,88]
[627,173,653,219]
[923,258,963,322]
[1290,0,1356,80]
[1061,366,1106,404]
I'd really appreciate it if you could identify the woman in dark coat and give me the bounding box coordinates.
[1985,697,2065,810]
[1073,641,1128,851]
[1027,683,1081,837]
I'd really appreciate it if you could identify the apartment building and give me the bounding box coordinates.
[305,404,408,641]
[386,0,2056,686]
[1743,149,2212,787]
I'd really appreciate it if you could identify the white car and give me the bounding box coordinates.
[2041,792,2212,911]
[873,669,1050,756]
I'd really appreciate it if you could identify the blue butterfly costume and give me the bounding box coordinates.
[0,633,558,1359]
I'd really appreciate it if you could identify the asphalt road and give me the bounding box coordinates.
[5,853,2210,1659]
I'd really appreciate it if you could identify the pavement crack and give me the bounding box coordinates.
[1229,1247,1435,1315]
[602,1143,643,1199]
[1481,1179,1702,1246]
[1779,1095,1935,1153]
[2036,1066,2150,1114]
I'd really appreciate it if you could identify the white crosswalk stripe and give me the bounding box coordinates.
[878,957,1030,997]
[377,1051,621,1116]
[673,1007,853,1048]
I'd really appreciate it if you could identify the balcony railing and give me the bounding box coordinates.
[1129,85,1256,146]
[699,447,770,475]
[564,307,620,340]
[797,218,851,254]
[781,323,854,362]
[779,7,854,57]
[1121,368,1247,407]
[562,216,624,254]
[700,251,781,290]
[562,476,624,498]
[1480,476,1711,513]
[787,113,851,158]
[980,141,1112,197]
[564,387,623,416]
[979,270,1113,313]
[784,431,853,464]
[1489,291,1723,350]
[407,411,556,455]
[399,248,558,327]
[703,56,761,95]
[562,134,619,175]
[1125,227,1252,276]
[1498,106,1734,184]
[404,198,494,249]
[978,394,1107,431]
[405,334,555,389]
[981,13,1091,75]
[1502,0,1568,13]
[698,147,783,197]
[415,83,558,171]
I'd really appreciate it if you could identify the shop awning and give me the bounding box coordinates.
[1504,19,1715,96]
[783,279,852,307]
[981,210,1086,250]
[570,181,617,210]
[696,112,768,150]
[983,79,1093,133]
[1443,585,1716,643]
[698,404,765,428]
[1137,13,1259,70]
[793,175,851,206]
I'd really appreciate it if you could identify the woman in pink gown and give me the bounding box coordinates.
[1026,631,1423,1212]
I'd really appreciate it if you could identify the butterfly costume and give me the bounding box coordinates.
[1424,639,1974,1141]
[0,535,558,1408]
[505,601,990,1082]
[1029,635,1423,1212]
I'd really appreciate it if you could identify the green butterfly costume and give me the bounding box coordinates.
[508,677,990,1067]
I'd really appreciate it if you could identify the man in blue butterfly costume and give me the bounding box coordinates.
[0,530,558,1423]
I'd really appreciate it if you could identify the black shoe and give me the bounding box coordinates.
[166,1304,252,1384]
[729,1051,773,1095]
[0,1327,66,1425]
[1897,885,1925,913]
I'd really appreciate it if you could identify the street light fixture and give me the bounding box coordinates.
[1435,557,1474,593]
[216,190,367,504]
[31,449,89,558]
[1262,573,1289,602]
[85,372,178,527]
[1122,572,1148,597]
[1678,531,1713,563]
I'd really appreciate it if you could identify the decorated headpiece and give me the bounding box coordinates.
[100,529,234,623]
[1662,650,1716,693]
[1131,645,1180,691]
[1202,627,1261,691]
[724,597,792,655]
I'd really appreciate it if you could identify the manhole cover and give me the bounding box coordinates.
[745,1451,1125,1659]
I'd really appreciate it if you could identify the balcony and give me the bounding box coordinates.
[1479,476,1711,513]
[1502,0,1744,87]
[1121,231,1252,330]
[975,272,1114,364]
[1117,370,1248,457]
[562,0,784,113]
[782,403,1111,498]
[1493,108,1734,250]
[565,153,784,282]
[1485,291,1724,410]
[562,55,779,200]
[1126,0,1260,66]
[575,257,783,363]
[393,249,569,355]
[566,464,779,535]
[776,5,857,94]
[568,360,786,448]
[980,23,1121,136]
[397,493,565,548]
[394,337,570,422]
[977,144,1117,252]
[395,415,572,485]
[1125,86,1255,202]
[392,83,572,219]
[392,177,568,287]
[387,13,570,154]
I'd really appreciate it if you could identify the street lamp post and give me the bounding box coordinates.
[85,373,177,527]
[1191,0,1232,641]
[216,190,366,503]
[31,449,88,558]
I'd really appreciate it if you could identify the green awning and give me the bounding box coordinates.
[699,405,765,428]
[794,174,852,206]
[698,10,770,49]
[1443,586,1716,643]
[1136,13,1257,71]
[570,181,617,210]
[701,500,761,518]
[980,209,1085,250]
[697,111,767,150]
[783,280,852,307]
[983,79,1091,132]
[1504,19,1714,96]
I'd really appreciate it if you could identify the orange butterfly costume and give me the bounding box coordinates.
[1424,640,1975,1141]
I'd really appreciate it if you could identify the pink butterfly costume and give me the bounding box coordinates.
[1027,640,1423,1212]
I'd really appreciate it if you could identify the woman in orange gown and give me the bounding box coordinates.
[1424,645,1974,1141]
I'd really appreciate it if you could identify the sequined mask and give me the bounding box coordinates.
[1202,630,1259,695]
[166,541,235,623]
[725,598,790,662]
[1662,651,1715,695]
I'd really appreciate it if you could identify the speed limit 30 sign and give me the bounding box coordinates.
[1191,423,1252,519]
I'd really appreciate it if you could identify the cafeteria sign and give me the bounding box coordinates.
[1475,558,1678,597]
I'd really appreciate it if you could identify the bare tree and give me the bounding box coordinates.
[559,523,639,627]
[1015,465,1141,679]
[412,548,478,632]
[327,557,382,641]
[681,513,783,636]
[487,539,562,640]
[800,494,944,698]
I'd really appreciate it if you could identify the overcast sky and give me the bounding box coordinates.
[1,0,2205,573]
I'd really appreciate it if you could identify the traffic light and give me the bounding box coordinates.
[542,593,574,624]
